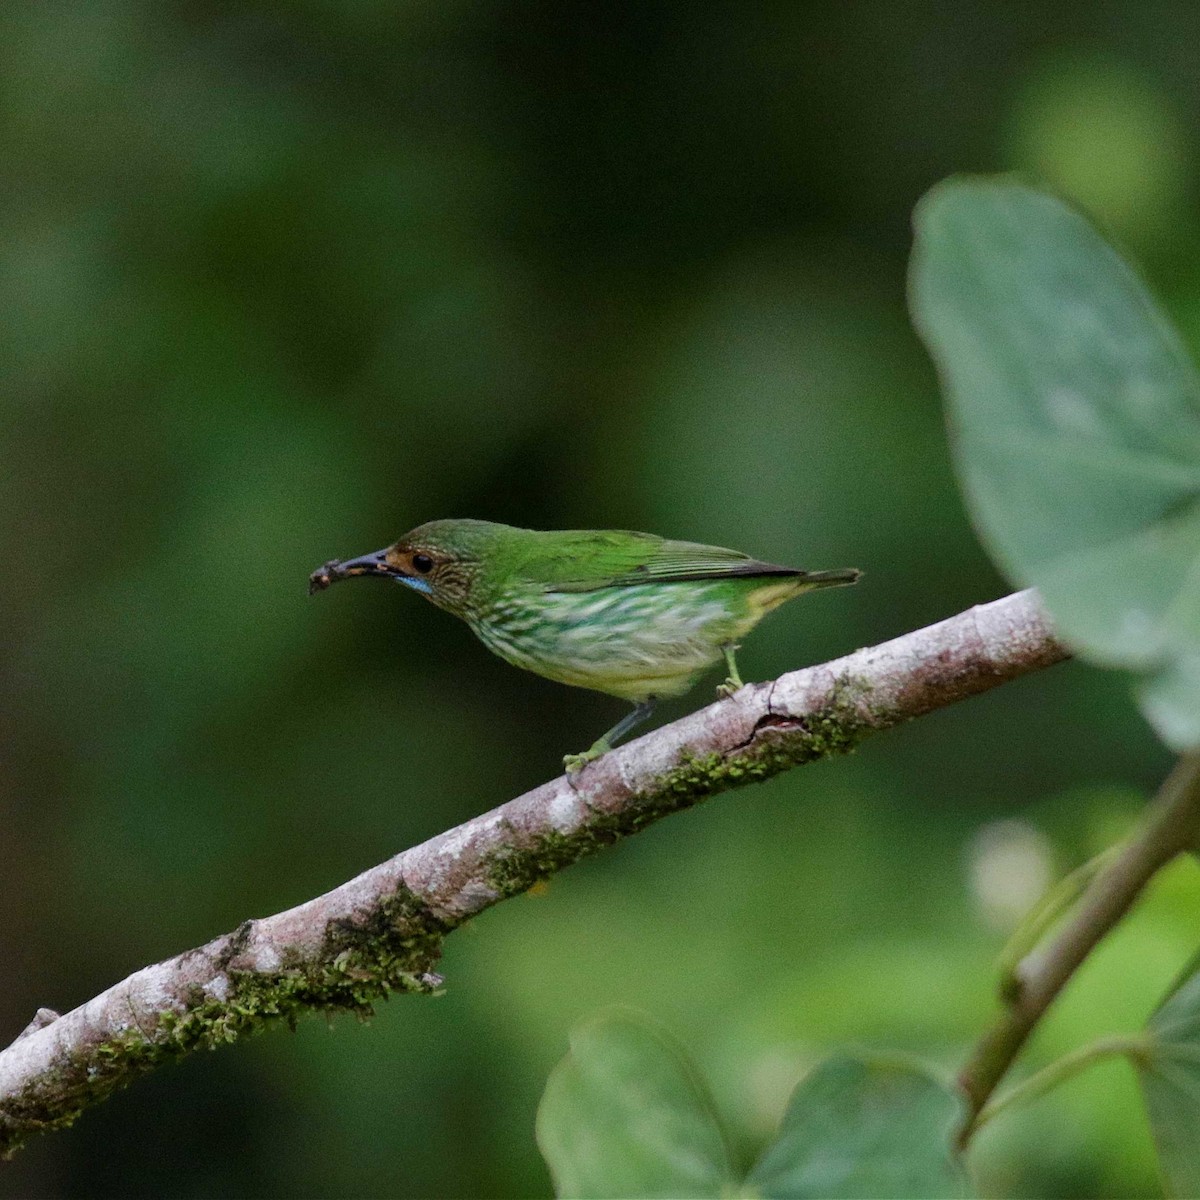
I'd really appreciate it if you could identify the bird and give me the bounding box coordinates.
[309,519,860,772]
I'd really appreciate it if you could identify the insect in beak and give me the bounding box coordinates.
[308,550,399,595]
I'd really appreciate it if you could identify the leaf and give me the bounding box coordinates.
[910,176,1200,750]
[745,1054,971,1199]
[1137,963,1200,1197]
[535,1008,735,1199]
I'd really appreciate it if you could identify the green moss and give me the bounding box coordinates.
[481,675,874,900]
[485,828,587,896]
[649,672,871,795]
[789,674,876,760]
[0,883,446,1159]
[1,675,878,1160]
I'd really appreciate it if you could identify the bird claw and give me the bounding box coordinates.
[563,749,601,774]
[716,678,742,698]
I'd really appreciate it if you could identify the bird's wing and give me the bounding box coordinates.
[520,531,802,593]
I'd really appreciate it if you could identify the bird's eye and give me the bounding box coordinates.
[411,553,434,574]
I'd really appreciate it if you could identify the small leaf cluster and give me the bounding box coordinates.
[536,1010,968,1199]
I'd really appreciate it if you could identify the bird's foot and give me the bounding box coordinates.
[563,746,605,774]
[559,734,609,772]
[717,644,743,698]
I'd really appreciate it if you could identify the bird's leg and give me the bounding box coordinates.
[563,698,657,773]
[717,643,744,698]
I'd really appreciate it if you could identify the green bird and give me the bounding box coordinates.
[309,520,860,772]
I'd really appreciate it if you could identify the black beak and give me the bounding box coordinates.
[308,549,400,595]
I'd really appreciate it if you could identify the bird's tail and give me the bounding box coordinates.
[748,567,861,616]
[797,567,862,590]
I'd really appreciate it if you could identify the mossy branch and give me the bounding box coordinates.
[0,589,1066,1159]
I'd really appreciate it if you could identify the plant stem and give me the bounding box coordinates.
[974,1034,1148,1131]
[957,752,1200,1147]
[995,844,1121,999]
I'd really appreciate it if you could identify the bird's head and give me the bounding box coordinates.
[309,518,504,617]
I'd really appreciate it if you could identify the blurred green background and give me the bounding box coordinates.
[2,2,1197,1196]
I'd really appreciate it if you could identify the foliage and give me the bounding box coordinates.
[911,177,1200,750]
[1138,961,1200,1197]
[742,1054,967,1199]
[536,1010,736,1199]
[537,1011,968,1199]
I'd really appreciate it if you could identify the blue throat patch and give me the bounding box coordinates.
[396,575,434,596]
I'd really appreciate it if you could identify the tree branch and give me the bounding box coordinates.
[0,589,1066,1159]
[957,750,1200,1144]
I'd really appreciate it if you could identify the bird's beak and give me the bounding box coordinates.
[309,549,401,595]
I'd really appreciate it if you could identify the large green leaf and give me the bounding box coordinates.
[744,1054,969,1199]
[1137,964,1200,1197]
[910,176,1200,749]
[535,1009,735,1199]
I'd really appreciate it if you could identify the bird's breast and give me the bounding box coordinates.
[468,582,753,699]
